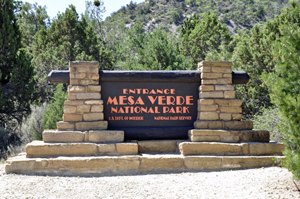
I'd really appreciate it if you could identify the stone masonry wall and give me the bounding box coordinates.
[56,61,108,131]
[198,61,242,121]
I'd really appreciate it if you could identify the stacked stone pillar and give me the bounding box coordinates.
[43,61,130,146]
[57,61,107,131]
[198,61,242,122]
[190,61,268,143]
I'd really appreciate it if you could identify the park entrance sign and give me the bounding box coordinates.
[101,71,199,140]
[5,61,285,176]
[48,68,249,140]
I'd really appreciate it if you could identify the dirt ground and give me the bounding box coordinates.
[1,164,299,199]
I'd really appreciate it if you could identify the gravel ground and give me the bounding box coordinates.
[0,164,299,199]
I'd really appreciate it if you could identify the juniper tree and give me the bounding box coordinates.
[180,12,232,67]
[0,0,37,160]
[234,1,300,118]
[262,23,300,180]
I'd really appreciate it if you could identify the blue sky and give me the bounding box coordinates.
[23,0,145,20]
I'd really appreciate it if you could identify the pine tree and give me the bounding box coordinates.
[31,4,113,100]
[263,23,300,180]
[0,0,37,127]
[18,2,50,52]
[234,1,300,118]
[180,12,232,66]
[0,0,37,160]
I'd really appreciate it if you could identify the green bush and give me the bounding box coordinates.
[0,127,21,161]
[252,106,283,142]
[20,103,48,141]
[43,84,67,130]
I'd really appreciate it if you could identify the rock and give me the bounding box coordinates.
[43,130,85,143]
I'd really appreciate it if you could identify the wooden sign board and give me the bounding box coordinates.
[48,69,249,140]
[100,71,199,140]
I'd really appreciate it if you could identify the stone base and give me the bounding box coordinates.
[26,141,138,158]
[194,120,253,130]
[43,130,124,143]
[138,140,185,153]
[57,121,108,131]
[188,129,270,143]
[179,142,285,156]
[5,154,283,176]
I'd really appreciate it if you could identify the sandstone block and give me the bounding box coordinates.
[68,93,77,100]
[224,91,235,98]
[215,85,234,91]
[64,106,76,114]
[43,130,84,142]
[98,144,116,154]
[57,121,75,130]
[76,105,90,114]
[220,113,231,120]
[116,143,138,155]
[80,79,98,85]
[89,130,124,143]
[91,105,103,112]
[89,74,99,80]
[194,121,223,129]
[26,141,98,157]
[249,142,285,155]
[184,156,222,170]
[69,66,77,73]
[5,158,47,173]
[199,91,223,98]
[232,114,242,120]
[179,142,246,156]
[56,156,140,172]
[83,113,104,121]
[70,73,86,79]
[223,73,232,78]
[198,104,218,111]
[220,135,240,143]
[199,112,219,120]
[199,85,215,91]
[211,67,232,73]
[70,79,80,85]
[201,79,218,85]
[199,66,211,72]
[229,99,242,107]
[77,93,101,100]
[214,99,242,107]
[63,114,82,122]
[75,121,108,130]
[68,85,86,92]
[239,130,270,142]
[217,78,232,84]
[77,67,98,73]
[88,85,101,92]
[70,61,99,67]
[85,100,103,105]
[189,135,221,142]
[222,156,274,169]
[84,131,89,141]
[64,100,84,106]
[198,99,214,105]
[224,121,253,130]
[140,156,184,170]
[199,61,233,67]
[189,129,232,136]
[220,107,242,113]
[201,73,223,79]
[138,141,177,153]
